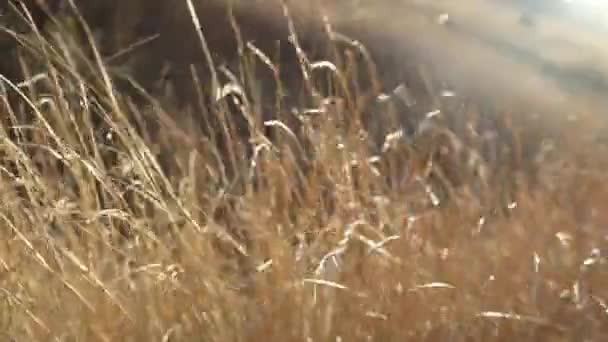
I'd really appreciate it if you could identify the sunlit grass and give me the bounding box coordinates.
[0,1,606,341]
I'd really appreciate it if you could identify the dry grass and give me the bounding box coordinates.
[1,1,607,341]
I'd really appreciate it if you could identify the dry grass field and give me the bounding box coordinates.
[0,0,607,341]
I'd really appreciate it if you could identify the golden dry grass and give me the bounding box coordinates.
[0,1,607,341]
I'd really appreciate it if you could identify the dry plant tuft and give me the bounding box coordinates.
[0,0,607,341]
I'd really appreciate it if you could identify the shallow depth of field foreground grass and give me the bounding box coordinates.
[1,1,608,341]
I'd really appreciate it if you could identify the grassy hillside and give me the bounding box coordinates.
[0,1,606,341]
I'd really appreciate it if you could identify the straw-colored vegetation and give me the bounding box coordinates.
[1,0,606,341]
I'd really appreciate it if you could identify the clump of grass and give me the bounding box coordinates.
[0,1,607,341]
